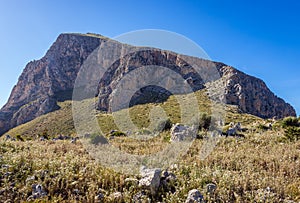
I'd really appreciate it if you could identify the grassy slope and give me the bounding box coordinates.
[1,90,299,202]
[6,90,260,138]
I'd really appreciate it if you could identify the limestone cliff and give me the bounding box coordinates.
[0,33,296,135]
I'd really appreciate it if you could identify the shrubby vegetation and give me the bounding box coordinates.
[1,91,299,202]
[279,117,300,141]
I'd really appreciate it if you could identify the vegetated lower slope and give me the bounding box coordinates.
[6,90,259,138]
[6,101,75,138]
[1,118,299,202]
[2,90,300,202]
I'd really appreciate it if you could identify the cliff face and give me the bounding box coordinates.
[219,66,295,118]
[0,33,296,135]
[0,33,104,135]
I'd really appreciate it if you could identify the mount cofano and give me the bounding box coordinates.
[0,33,296,135]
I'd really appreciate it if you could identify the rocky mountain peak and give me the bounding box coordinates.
[0,33,296,135]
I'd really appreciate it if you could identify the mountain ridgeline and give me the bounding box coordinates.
[0,33,296,135]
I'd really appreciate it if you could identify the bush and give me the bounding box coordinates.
[257,124,269,131]
[16,134,24,141]
[282,117,299,128]
[284,127,300,141]
[199,113,211,130]
[110,131,127,137]
[39,128,49,140]
[138,128,152,135]
[154,118,172,132]
[89,133,108,145]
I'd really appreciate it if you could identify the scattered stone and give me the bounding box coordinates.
[170,163,179,170]
[170,123,197,142]
[206,183,217,194]
[133,191,150,203]
[139,168,162,195]
[225,122,242,137]
[185,189,204,203]
[70,181,78,186]
[5,135,11,141]
[125,178,139,186]
[71,138,76,143]
[4,172,12,177]
[2,164,11,169]
[255,187,279,202]
[73,189,80,195]
[95,192,104,203]
[28,184,47,200]
[26,175,36,183]
[110,192,122,201]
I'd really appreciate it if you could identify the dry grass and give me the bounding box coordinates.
[1,128,299,202]
[1,90,299,202]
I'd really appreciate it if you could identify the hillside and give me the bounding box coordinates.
[0,33,296,136]
[1,92,299,202]
[5,89,259,138]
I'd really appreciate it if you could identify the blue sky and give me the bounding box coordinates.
[0,0,299,115]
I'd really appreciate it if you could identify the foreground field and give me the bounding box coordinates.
[1,127,299,202]
[1,91,299,202]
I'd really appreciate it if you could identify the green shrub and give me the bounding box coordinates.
[199,113,211,130]
[282,117,299,128]
[138,128,152,135]
[39,128,49,140]
[154,118,172,132]
[16,134,24,141]
[89,133,108,145]
[110,131,126,137]
[284,127,300,141]
[257,124,269,131]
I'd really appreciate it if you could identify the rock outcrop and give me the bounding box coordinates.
[0,33,296,135]
[216,66,295,118]
[0,33,105,135]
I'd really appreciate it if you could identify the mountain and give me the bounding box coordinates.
[0,33,296,135]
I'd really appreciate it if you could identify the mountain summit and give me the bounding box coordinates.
[0,33,296,135]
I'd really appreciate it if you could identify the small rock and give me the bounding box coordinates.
[139,168,161,195]
[170,163,179,170]
[26,175,36,182]
[70,181,78,186]
[5,135,11,140]
[185,189,204,203]
[31,184,47,199]
[125,178,139,186]
[170,123,197,142]
[2,164,11,169]
[73,189,80,195]
[133,191,150,203]
[206,183,217,194]
[110,192,122,200]
[4,172,12,177]
[95,193,104,202]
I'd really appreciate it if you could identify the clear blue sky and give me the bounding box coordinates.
[0,0,299,115]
